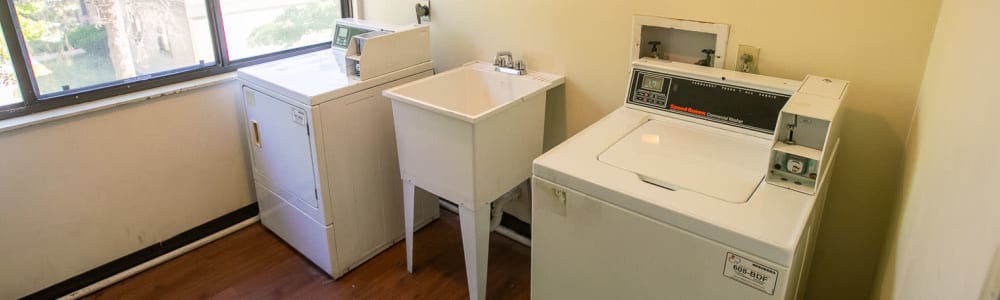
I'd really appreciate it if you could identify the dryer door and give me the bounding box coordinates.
[244,86,320,212]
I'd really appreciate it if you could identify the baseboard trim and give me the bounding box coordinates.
[21,203,259,300]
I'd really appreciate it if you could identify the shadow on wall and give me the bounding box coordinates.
[870,106,924,299]
[805,107,906,299]
[232,86,258,204]
[543,85,568,151]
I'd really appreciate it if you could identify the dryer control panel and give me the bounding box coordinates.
[333,24,374,49]
[626,68,791,134]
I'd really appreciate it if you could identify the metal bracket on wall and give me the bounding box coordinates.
[415,2,430,24]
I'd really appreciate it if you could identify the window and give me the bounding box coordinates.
[16,0,216,96]
[219,0,342,61]
[0,0,351,120]
[0,25,21,107]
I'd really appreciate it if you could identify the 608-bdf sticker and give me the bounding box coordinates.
[723,252,779,295]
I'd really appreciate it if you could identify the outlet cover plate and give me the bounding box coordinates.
[737,44,760,74]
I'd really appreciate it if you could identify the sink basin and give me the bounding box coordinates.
[387,61,563,124]
[384,61,564,209]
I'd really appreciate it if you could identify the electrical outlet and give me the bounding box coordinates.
[737,44,759,74]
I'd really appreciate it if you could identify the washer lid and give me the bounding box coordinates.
[598,118,770,203]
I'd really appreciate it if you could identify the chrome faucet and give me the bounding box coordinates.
[494,51,526,75]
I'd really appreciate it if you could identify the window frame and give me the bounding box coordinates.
[0,0,353,120]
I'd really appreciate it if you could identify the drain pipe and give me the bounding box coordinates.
[438,189,531,248]
[490,188,519,231]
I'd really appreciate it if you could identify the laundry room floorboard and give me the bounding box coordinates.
[82,208,530,299]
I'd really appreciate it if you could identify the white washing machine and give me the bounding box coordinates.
[531,58,846,299]
[238,19,439,278]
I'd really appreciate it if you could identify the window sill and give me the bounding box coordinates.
[0,73,237,134]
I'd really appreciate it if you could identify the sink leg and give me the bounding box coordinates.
[459,205,489,300]
[403,180,415,273]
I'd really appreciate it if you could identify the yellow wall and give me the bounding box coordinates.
[0,81,254,298]
[875,0,1000,298]
[362,0,941,298]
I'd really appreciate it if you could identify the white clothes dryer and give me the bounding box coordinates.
[238,19,440,278]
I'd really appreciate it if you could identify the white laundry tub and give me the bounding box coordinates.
[384,60,563,300]
[384,61,564,211]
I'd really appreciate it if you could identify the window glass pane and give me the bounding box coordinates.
[220,0,342,61]
[1,28,23,107]
[14,0,216,96]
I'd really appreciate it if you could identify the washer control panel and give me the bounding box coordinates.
[626,68,791,134]
[631,74,669,108]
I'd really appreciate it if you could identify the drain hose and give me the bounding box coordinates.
[490,187,520,231]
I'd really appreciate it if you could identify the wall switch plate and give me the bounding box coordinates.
[737,44,759,74]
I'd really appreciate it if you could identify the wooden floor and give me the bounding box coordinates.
[84,209,530,299]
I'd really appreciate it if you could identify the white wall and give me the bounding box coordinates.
[875,0,1000,298]
[361,0,941,298]
[0,81,254,298]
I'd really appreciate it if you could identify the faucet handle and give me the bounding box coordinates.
[492,51,526,75]
[495,51,512,67]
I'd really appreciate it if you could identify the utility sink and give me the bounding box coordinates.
[384,61,564,210]
[384,60,563,300]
